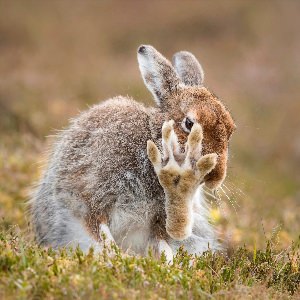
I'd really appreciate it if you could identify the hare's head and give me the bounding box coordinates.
[138,45,236,189]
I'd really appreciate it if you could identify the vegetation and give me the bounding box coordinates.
[0,0,299,298]
[0,227,299,299]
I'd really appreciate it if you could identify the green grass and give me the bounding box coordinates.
[0,227,299,300]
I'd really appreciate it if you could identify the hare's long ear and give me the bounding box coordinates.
[137,45,182,106]
[172,51,204,86]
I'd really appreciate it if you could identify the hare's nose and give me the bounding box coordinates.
[138,45,146,54]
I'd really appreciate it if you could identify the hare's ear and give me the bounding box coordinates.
[137,45,182,106]
[172,51,204,86]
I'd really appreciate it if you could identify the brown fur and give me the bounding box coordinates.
[169,87,236,188]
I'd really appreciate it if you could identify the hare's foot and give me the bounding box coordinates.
[99,224,115,245]
[157,239,173,263]
[73,218,115,254]
[147,120,217,240]
[149,239,173,263]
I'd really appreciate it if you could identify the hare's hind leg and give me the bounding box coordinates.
[64,215,102,253]
[65,221,115,253]
[55,209,115,254]
[76,219,116,254]
[98,223,116,250]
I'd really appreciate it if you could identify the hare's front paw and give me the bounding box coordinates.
[147,120,217,198]
[147,120,217,240]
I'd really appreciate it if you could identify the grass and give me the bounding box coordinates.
[0,227,299,299]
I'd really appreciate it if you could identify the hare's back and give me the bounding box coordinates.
[74,96,153,171]
[53,96,157,208]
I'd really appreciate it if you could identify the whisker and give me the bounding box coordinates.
[223,183,240,208]
[226,181,247,198]
[203,188,226,216]
[219,186,238,215]
[222,183,232,194]
[203,189,221,203]
[215,189,227,216]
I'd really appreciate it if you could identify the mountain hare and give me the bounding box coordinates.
[30,45,236,260]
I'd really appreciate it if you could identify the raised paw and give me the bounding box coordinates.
[147,121,217,240]
[147,120,218,240]
[147,120,217,195]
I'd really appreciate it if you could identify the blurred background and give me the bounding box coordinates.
[0,0,299,249]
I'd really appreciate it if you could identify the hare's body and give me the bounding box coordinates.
[31,45,235,258]
[32,97,218,255]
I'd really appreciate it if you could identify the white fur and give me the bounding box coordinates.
[158,240,173,262]
[63,212,102,253]
[59,214,115,254]
[99,224,115,243]
[109,202,153,255]
[137,50,162,106]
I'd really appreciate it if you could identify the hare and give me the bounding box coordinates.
[30,45,236,260]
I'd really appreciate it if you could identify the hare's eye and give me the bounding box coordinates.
[182,117,194,133]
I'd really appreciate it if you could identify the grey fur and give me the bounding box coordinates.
[29,45,228,257]
[173,51,204,86]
